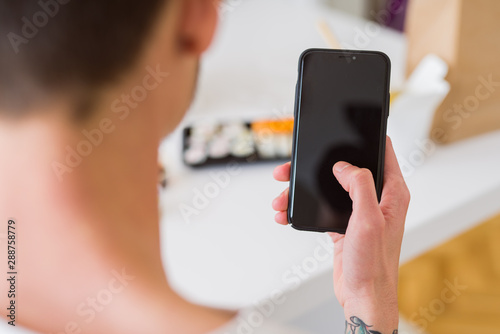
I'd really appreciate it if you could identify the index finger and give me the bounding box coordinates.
[383,136,405,185]
[380,136,411,220]
[273,162,291,182]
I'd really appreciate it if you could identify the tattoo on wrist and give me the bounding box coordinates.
[344,316,398,334]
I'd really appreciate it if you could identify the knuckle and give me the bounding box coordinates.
[359,215,386,235]
[352,168,373,184]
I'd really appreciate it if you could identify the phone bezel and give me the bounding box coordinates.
[287,48,391,234]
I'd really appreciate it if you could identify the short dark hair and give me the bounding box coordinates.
[0,0,167,118]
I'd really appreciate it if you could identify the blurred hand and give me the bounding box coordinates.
[272,137,410,332]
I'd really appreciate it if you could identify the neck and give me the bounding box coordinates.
[0,110,172,333]
[0,106,234,334]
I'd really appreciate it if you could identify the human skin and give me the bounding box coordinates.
[0,0,410,332]
[0,1,236,333]
[272,137,410,333]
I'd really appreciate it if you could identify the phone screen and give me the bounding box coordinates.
[289,49,390,233]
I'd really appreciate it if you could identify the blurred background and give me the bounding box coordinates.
[158,0,500,333]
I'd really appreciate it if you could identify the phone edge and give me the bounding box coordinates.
[287,48,391,233]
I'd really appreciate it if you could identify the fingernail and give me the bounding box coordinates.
[334,161,351,173]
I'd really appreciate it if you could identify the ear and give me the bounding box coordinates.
[177,0,220,55]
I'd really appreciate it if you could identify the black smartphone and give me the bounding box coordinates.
[288,49,391,233]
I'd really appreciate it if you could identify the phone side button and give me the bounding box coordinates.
[386,93,390,118]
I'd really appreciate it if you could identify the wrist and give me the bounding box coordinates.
[343,295,399,334]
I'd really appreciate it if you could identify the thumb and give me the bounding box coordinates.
[332,162,381,219]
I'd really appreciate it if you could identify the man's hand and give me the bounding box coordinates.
[272,137,410,333]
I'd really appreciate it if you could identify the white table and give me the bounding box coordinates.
[158,0,500,330]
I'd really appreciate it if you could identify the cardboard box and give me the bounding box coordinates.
[405,0,500,143]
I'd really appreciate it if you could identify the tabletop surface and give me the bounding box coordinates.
[158,0,500,309]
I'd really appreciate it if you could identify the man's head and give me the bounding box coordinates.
[0,0,219,136]
[0,3,222,331]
